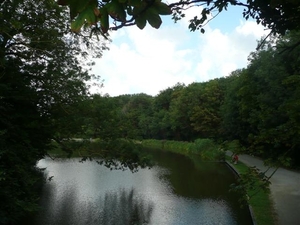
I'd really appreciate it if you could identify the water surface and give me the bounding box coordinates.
[35,150,252,225]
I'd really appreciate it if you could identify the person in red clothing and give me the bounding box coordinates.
[233,154,239,164]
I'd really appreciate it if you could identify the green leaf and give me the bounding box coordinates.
[145,7,162,29]
[106,0,127,22]
[69,0,89,19]
[135,14,147,29]
[86,6,97,25]
[71,12,85,32]
[99,7,109,33]
[132,2,146,15]
[71,5,97,32]
[128,0,142,7]
[153,1,171,15]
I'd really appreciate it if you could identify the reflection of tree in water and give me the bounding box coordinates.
[35,185,154,225]
[34,183,79,225]
[101,189,153,225]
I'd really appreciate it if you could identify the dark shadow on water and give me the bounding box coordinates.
[35,185,154,225]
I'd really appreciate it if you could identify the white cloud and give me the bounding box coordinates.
[193,20,269,80]
[91,14,268,97]
[236,20,268,37]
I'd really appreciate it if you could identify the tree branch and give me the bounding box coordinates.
[168,0,250,9]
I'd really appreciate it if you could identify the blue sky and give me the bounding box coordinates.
[91,3,268,96]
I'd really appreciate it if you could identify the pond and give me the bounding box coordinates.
[34,150,253,225]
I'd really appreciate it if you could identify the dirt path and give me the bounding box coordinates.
[236,154,300,225]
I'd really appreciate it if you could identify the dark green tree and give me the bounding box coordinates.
[120,93,153,139]
[150,87,177,139]
[0,0,106,223]
[221,69,252,143]
[221,32,300,167]
[81,94,122,139]
[190,79,224,139]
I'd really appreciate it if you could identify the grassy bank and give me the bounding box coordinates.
[49,138,224,161]
[141,139,225,161]
[226,155,277,225]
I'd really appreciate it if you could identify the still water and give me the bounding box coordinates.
[35,150,252,225]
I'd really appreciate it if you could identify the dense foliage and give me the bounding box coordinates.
[0,0,105,224]
[142,139,224,161]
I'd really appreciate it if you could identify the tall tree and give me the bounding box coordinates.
[150,87,174,139]
[221,69,247,142]
[120,93,153,139]
[0,0,106,223]
[190,79,224,139]
[221,33,300,167]
[81,94,122,139]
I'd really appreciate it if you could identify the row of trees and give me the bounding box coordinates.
[72,32,299,168]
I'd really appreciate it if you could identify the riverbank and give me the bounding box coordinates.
[232,153,300,225]
[141,139,225,161]
[225,155,277,225]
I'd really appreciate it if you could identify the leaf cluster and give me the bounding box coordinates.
[58,0,172,34]
[58,0,300,38]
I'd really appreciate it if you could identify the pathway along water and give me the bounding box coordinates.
[235,154,300,225]
[34,150,253,225]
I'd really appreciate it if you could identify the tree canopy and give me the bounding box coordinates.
[0,0,106,223]
[58,0,300,37]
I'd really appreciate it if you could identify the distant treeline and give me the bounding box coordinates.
[70,32,300,168]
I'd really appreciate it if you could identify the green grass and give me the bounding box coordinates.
[141,139,225,161]
[226,155,277,225]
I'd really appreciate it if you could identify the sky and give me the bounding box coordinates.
[91,4,269,97]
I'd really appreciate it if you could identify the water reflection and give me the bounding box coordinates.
[36,184,153,225]
[101,189,153,225]
[35,151,252,225]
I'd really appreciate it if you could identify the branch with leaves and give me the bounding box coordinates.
[58,0,172,34]
[57,0,300,37]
